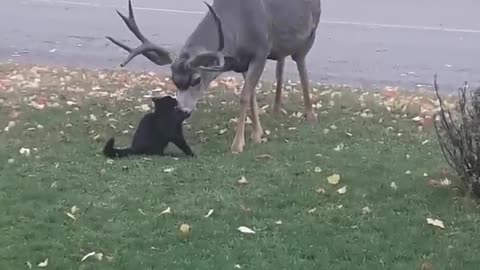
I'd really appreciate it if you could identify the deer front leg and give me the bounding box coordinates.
[273,58,285,117]
[231,58,266,153]
[295,57,317,123]
[250,88,264,144]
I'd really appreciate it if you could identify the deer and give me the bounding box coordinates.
[106,0,321,153]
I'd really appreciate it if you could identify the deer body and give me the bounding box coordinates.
[107,0,321,153]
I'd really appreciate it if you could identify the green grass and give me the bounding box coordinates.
[1,63,479,269]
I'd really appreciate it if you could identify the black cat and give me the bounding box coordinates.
[103,96,194,158]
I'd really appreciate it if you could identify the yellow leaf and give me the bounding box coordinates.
[327,174,340,185]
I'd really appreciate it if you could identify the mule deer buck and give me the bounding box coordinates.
[106,0,321,153]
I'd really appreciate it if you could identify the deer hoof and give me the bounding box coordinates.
[231,136,245,153]
[251,129,264,144]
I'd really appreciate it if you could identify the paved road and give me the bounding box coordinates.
[2,0,480,92]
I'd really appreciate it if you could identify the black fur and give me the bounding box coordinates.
[103,96,194,158]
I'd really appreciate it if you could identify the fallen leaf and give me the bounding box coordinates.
[334,143,344,151]
[65,212,76,220]
[390,182,398,190]
[307,207,317,213]
[71,205,79,214]
[163,167,174,173]
[426,218,445,229]
[275,220,282,225]
[218,128,228,135]
[94,253,103,261]
[160,207,171,215]
[19,147,31,156]
[237,176,248,184]
[327,174,340,185]
[362,206,371,214]
[255,154,272,160]
[315,187,326,194]
[89,114,97,121]
[81,251,96,262]
[238,226,255,234]
[234,264,242,269]
[204,209,214,218]
[139,104,150,112]
[405,170,412,175]
[179,223,191,236]
[38,258,48,268]
[337,185,347,194]
[138,209,147,216]
[314,166,322,173]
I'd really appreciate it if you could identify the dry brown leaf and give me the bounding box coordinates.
[179,223,191,237]
[160,207,171,215]
[81,251,96,262]
[390,182,398,190]
[65,212,76,220]
[163,167,174,173]
[238,226,255,234]
[38,258,48,268]
[337,185,347,194]
[19,147,31,156]
[237,176,248,184]
[327,174,340,185]
[204,209,214,218]
[426,218,445,229]
[255,154,272,160]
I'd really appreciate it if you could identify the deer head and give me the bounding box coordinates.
[106,0,231,113]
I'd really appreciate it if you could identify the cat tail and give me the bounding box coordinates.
[103,137,134,158]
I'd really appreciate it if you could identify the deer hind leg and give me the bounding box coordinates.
[273,58,285,117]
[292,33,318,124]
[231,59,266,153]
[295,57,317,123]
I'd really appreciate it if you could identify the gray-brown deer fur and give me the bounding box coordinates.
[107,0,321,153]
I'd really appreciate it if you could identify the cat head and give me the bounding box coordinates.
[151,96,191,120]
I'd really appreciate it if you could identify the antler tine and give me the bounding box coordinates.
[116,0,148,43]
[106,0,174,67]
[203,1,224,51]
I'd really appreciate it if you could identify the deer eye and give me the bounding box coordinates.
[191,76,201,87]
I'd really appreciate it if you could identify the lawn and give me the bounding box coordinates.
[1,63,479,270]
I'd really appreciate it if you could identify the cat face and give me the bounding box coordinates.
[151,96,191,120]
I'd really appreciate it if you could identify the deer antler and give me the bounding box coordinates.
[185,2,232,72]
[106,0,173,67]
